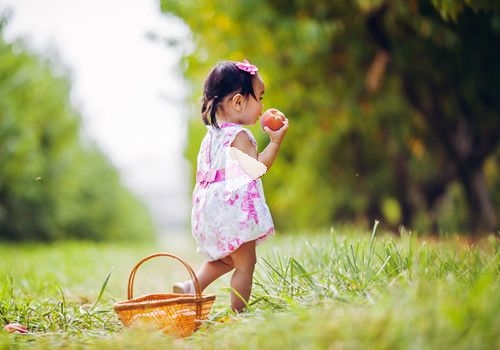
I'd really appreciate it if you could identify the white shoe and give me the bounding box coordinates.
[172,280,195,294]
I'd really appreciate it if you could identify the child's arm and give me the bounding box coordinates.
[231,118,289,171]
[258,118,289,169]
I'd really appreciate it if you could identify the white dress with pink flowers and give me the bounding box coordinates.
[191,123,274,261]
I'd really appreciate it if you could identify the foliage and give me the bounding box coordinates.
[0,229,498,349]
[0,14,156,242]
[161,0,500,235]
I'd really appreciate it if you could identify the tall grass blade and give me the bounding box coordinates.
[92,267,113,310]
[367,220,379,269]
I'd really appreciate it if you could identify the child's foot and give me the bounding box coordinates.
[172,280,195,294]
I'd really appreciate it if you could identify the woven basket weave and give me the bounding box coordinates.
[114,252,216,338]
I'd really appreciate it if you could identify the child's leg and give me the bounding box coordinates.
[196,257,234,291]
[228,240,257,312]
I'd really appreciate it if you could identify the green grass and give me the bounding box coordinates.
[1,225,499,349]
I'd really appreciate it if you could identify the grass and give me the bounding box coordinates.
[0,224,498,349]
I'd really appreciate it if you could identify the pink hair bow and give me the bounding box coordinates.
[235,59,258,75]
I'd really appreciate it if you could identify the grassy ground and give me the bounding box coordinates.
[0,225,498,349]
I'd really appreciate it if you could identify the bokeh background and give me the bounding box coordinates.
[1,0,499,242]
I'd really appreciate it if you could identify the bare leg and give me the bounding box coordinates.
[195,257,234,291]
[228,240,257,312]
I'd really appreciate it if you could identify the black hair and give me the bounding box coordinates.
[201,61,258,129]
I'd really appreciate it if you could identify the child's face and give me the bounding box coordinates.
[241,75,265,126]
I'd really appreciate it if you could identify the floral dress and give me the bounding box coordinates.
[191,123,274,261]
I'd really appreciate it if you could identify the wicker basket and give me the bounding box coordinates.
[114,252,216,338]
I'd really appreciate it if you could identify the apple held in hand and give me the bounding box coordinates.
[260,108,285,131]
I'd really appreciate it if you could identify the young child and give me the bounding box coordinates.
[174,60,289,312]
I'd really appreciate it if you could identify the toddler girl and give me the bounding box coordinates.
[174,59,288,312]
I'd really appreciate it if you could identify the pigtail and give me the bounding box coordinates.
[210,96,219,128]
[201,99,210,125]
[201,96,220,129]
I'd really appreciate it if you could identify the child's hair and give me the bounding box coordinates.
[201,61,258,129]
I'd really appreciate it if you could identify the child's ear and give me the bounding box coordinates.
[231,93,244,111]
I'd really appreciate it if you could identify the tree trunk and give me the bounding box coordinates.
[461,168,498,234]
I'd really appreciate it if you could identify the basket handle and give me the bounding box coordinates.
[127,252,203,300]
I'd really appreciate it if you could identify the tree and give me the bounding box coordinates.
[161,0,499,235]
[0,13,156,241]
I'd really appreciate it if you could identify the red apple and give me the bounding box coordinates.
[260,108,285,131]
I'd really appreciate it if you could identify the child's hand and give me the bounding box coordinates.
[263,117,289,145]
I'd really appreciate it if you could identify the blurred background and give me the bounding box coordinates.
[0,0,192,241]
[0,0,499,242]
